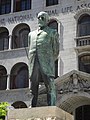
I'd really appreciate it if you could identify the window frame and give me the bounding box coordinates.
[14,0,31,12]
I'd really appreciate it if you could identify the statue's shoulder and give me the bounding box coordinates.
[28,30,37,36]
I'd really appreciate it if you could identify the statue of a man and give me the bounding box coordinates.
[28,11,59,107]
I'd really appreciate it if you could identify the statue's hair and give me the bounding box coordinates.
[38,11,49,23]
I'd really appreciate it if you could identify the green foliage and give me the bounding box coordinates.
[0,102,10,119]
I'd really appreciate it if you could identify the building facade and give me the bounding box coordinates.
[0,0,90,119]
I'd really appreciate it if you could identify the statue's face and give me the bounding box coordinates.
[37,12,49,28]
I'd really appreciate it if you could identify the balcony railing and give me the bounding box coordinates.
[75,35,90,47]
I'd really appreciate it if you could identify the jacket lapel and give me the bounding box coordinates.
[37,29,43,36]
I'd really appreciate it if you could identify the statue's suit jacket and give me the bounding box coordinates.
[28,26,59,78]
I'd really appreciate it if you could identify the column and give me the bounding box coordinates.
[29,78,31,89]
[6,74,10,90]
[8,35,12,50]
[11,0,14,13]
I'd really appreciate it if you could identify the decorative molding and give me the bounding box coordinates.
[58,73,90,94]
[74,8,90,20]
[13,117,60,120]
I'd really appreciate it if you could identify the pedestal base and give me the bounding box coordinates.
[7,106,74,120]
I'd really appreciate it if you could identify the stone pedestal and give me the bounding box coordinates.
[7,106,74,120]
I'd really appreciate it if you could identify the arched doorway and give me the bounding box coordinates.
[75,105,90,120]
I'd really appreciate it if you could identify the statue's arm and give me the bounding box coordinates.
[52,30,59,60]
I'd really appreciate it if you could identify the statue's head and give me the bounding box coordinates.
[37,11,49,28]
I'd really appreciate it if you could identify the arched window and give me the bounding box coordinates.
[79,55,90,74]
[0,27,9,50]
[12,24,30,49]
[12,101,27,109]
[48,20,58,31]
[48,20,59,78]
[0,65,7,90]
[10,63,29,89]
[19,28,29,47]
[78,14,90,36]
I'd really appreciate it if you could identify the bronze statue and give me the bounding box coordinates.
[28,11,59,107]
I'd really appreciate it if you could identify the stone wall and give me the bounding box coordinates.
[7,106,74,120]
